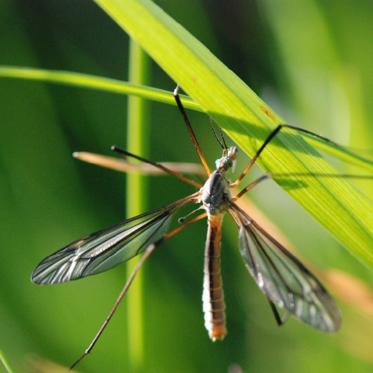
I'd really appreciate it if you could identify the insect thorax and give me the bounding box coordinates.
[200,171,231,215]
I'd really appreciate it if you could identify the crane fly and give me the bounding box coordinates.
[33,85,370,369]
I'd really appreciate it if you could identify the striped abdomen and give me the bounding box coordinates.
[202,214,227,341]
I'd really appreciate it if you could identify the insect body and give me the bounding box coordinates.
[32,86,345,369]
[200,147,237,340]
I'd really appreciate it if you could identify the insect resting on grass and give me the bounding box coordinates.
[32,85,370,369]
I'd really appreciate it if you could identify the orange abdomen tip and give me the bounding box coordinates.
[209,324,227,341]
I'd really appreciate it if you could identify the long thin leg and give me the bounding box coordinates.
[231,124,345,187]
[173,85,211,176]
[270,172,372,180]
[233,174,271,200]
[111,146,202,188]
[233,171,371,201]
[73,151,205,177]
[69,212,207,370]
[69,243,156,370]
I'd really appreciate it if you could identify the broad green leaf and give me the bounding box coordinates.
[92,0,373,266]
[0,66,371,171]
[0,2,371,268]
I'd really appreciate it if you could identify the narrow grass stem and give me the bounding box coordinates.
[125,41,150,373]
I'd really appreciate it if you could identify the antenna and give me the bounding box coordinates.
[210,120,227,150]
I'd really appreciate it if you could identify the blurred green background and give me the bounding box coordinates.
[0,0,372,372]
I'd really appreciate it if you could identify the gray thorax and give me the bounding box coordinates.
[200,171,231,215]
[199,145,237,215]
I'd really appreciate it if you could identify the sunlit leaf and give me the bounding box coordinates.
[92,0,373,267]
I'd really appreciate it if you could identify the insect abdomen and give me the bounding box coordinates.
[202,214,227,341]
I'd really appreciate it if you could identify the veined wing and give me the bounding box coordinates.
[32,194,197,285]
[229,203,341,332]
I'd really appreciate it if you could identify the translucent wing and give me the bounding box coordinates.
[32,195,196,285]
[230,203,341,332]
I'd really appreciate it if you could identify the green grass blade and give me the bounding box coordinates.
[0,66,199,111]
[0,350,13,373]
[93,0,373,267]
[0,65,371,171]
